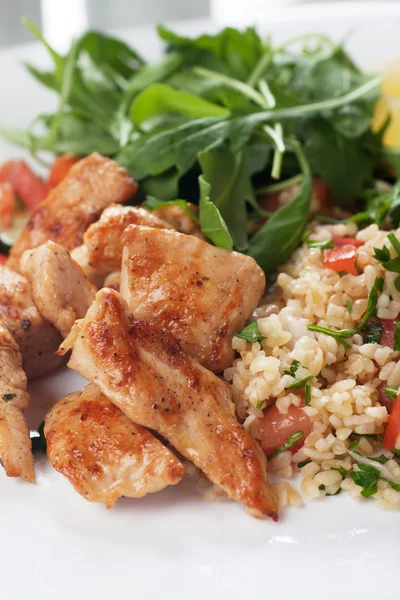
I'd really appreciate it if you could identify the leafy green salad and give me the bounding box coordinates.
[2,18,400,274]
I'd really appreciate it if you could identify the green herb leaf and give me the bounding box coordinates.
[319,484,326,490]
[131,83,229,128]
[307,239,334,250]
[385,386,398,401]
[346,299,353,314]
[394,322,400,352]
[284,360,301,377]
[361,318,383,344]
[368,454,389,464]
[198,175,233,250]
[256,400,265,409]
[267,430,304,460]
[373,245,390,262]
[236,320,263,343]
[349,463,380,497]
[348,439,360,451]
[285,375,314,389]
[332,466,349,478]
[2,393,16,402]
[305,384,312,406]
[247,142,312,274]
[298,459,311,468]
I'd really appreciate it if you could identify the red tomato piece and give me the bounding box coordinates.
[47,154,79,189]
[380,319,397,348]
[332,235,364,248]
[384,395,400,450]
[259,404,312,457]
[0,253,7,264]
[0,160,47,210]
[324,244,358,275]
[0,182,15,230]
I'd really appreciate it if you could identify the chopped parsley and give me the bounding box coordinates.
[256,400,265,409]
[362,318,383,344]
[2,393,16,402]
[284,360,301,377]
[346,299,353,314]
[349,463,380,497]
[308,277,384,347]
[385,386,398,401]
[267,430,303,460]
[332,466,349,478]
[368,454,389,464]
[305,384,312,406]
[394,322,400,351]
[373,233,400,273]
[285,375,314,389]
[302,230,334,250]
[319,484,326,490]
[236,321,263,343]
[297,459,311,468]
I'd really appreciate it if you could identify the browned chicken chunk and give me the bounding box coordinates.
[20,241,96,338]
[7,153,138,270]
[0,265,63,379]
[153,204,205,239]
[44,383,184,506]
[0,320,34,482]
[120,225,266,373]
[60,289,278,520]
[72,204,171,285]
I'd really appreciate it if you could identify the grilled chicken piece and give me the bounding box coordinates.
[153,204,205,239]
[60,289,278,520]
[0,320,34,482]
[20,241,96,339]
[45,383,184,506]
[7,153,138,271]
[120,225,266,373]
[72,204,171,284]
[0,265,63,379]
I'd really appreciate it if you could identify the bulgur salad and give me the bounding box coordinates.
[1,21,400,519]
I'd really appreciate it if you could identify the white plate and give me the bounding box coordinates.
[1,4,399,599]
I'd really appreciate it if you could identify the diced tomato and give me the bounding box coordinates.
[0,182,15,230]
[47,154,79,189]
[380,319,397,348]
[377,381,395,412]
[324,244,358,275]
[0,253,7,264]
[332,235,364,248]
[384,395,400,450]
[259,404,312,457]
[0,160,47,210]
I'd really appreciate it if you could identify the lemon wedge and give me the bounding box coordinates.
[373,60,400,147]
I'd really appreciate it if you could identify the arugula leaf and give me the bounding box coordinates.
[301,116,375,205]
[247,142,312,274]
[131,83,229,128]
[235,321,263,343]
[267,430,304,460]
[143,197,199,223]
[349,463,380,497]
[362,318,383,344]
[198,175,233,249]
[285,375,314,389]
[198,145,253,251]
